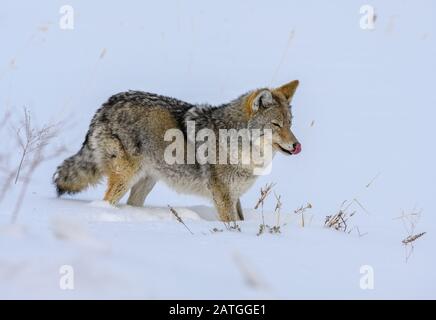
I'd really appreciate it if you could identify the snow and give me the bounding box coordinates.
[1,0,436,299]
[1,195,435,299]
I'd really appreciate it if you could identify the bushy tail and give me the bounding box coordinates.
[53,141,101,196]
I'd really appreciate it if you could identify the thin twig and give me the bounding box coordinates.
[353,198,370,215]
[168,205,194,235]
[365,172,381,188]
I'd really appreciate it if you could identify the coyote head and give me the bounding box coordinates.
[245,80,301,156]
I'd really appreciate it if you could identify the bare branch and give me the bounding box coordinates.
[12,107,60,185]
[0,108,65,223]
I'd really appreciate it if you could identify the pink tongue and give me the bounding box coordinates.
[293,143,302,155]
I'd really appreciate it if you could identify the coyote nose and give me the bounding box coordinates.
[292,142,301,155]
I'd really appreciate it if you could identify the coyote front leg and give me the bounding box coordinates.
[236,199,244,221]
[209,179,239,222]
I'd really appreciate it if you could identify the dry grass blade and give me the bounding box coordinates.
[325,210,355,232]
[273,192,282,228]
[348,226,368,237]
[402,232,426,245]
[294,203,312,215]
[274,193,282,214]
[325,199,367,234]
[365,172,381,188]
[395,208,426,262]
[168,205,194,235]
[229,222,241,232]
[257,192,283,236]
[257,224,266,236]
[254,182,275,210]
[254,182,276,231]
[353,198,370,215]
[294,202,312,228]
[254,183,281,236]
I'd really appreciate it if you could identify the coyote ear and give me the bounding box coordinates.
[274,80,299,103]
[250,90,273,114]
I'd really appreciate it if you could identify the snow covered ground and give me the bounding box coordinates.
[1,194,435,299]
[1,0,436,299]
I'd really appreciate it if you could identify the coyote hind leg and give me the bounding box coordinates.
[127,176,156,207]
[104,171,134,205]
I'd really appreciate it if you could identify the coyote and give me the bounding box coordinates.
[54,80,301,221]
